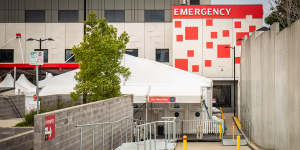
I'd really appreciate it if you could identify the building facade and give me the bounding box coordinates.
[0,0,263,112]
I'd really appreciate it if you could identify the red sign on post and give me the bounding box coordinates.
[149,97,176,103]
[45,114,55,141]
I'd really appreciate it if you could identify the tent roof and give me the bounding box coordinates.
[39,72,54,88]
[40,55,212,103]
[15,74,36,95]
[0,74,14,88]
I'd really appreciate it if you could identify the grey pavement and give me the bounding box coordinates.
[0,118,23,127]
[175,142,251,150]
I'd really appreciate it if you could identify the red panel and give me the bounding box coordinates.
[217,44,231,58]
[187,50,194,57]
[172,5,263,19]
[205,60,212,67]
[176,35,183,42]
[185,27,198,40]
[206,19,213,26]
[211,32,217,39]
[206,42,213,48]
[175,59,188,71]
[234,21,241,28]
[249,25,256,32]
[174,21,181,28]
[0,63,79,69]
[192,65,199,72]
[235,57,241,64]
[223,30,229,37]
[236,32,249,45]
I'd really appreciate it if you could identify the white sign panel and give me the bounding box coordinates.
[30,51,44,65]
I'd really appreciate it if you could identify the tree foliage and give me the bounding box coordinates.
[71,11,130,102]
[265,0,300,30]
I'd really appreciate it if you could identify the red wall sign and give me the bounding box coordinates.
[173,5,263,19]
[45,114,55,141]
[149,97,176,103]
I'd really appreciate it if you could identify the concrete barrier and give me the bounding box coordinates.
[0,128,33,150]
[0,95,25,119]
[240,21,300,150]
[34,95,133,150]
[40,94,83,112]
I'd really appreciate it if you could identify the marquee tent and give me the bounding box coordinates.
[15,74,36,96]
[0,74,14,88]
[39,72,54,88]
[39,55,213,103]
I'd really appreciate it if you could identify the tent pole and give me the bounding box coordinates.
[13,67,16,88]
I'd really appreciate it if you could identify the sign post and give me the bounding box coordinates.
[30,51,44,114]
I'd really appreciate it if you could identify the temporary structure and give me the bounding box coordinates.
[39,72,54,88]
[15,74,36,96]
[0,74,14,88]
[40,55,212,103]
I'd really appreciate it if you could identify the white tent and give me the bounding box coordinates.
[0,74,14,88]
[15,74,36,96]
[39,72,54,88]
[40,55,212,103]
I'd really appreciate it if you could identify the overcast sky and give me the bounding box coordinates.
[212,0,274,25]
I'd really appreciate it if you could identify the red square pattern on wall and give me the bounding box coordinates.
[223,30,229,37]
[217,44,231,58]
[185,27,198,40]
[235,57,241,64]
[187,50,194,57]
[176,35,183,42]
[236,32,249,45]
[175,59,188,71]
[234,21,241,28]
[205,60,212,67]
[206,42,213,48]
[211,32,217,39]
[175,21,181,28]
[192,65,199,72]
[249,25,256,32]
[206,19,213,26]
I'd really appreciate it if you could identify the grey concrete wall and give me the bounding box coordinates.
[240,21,300,150]
[0,95,25,119]
[34,95,133,150]
[0,128,33,150]
[40,94,83,112]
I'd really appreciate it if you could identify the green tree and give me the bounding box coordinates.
[71,11,130,102]
[265,0,300,30]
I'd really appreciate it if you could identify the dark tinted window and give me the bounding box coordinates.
[34,49,48,63]
[58,10,79,22]
[0,49,13,63]
[65,49,75,63]
[156,49,169,62]
[144,10,165,22]
[25,10,45,22]
[126,49,138,57]
[104,10,125,22]
[190,0,200,5]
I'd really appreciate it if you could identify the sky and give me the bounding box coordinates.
[212,0,274,25]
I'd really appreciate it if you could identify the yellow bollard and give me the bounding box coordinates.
[237,136,240,150]
[183,136,187,150]
[219,123,222,139]
[220,107,223,119]
[233,122,235,140]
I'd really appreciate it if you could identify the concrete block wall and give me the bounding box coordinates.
[240,21,300,150]
[0,128,33,150]
[34,95,133,150]
[0,95,25,119]
[40,94,83,112]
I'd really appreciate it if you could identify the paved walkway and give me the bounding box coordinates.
[0,118,23,127]
[175,142,251,150]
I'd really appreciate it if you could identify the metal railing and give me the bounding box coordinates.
[75,117,138,150]
[134,117,177,150]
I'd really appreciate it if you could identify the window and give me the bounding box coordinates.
[156,49,169,62]
[190,0,200,5]
[65,49,75,63]
[104,10,125,22]
[58,10,79,22]
[25,10,45,22]
[144,10,165,22]
[34,49,48,63]
[0,49,13,63]
[126,49,138,57]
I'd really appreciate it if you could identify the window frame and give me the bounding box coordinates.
[104,10,125,22]
[144,10,165,22]
[155,49,169,62]
[125,49,138,57]
[0,49,14,63]
[25,10,45,23]
[34,49,48,63]
[65,49,75,63]
[58,10,79,23]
